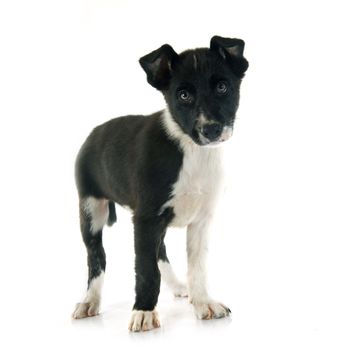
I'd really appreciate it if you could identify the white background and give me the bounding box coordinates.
[1,0,349,349]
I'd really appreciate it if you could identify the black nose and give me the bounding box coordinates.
[202,123,223,141]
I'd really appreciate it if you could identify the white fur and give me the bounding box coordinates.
[158,260,188,297]
[191,300,230,319]
[161,107,194,146]
[128,309,160,332]
[83,197,109,234]
[160,109,224,227]
[186,218,230,318]
[186,216,212,303]
[161,109,230,319]
[221,125,233,141]
[122,205,133,213]
[197,113,213,125]
[86,272,104,301]
[72,272,104,319]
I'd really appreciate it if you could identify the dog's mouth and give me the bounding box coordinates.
[192,125,233,146]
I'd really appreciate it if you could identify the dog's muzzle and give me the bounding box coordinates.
[196,122,233,145]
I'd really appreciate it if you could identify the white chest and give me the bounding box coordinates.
[164,145,224,227]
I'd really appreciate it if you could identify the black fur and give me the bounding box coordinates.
[76,113,183,213]
[140,36,248,146]
[107,201,116,226]
[79,202,106,287]
[75,113,183,310]
[132,207,174,310]
[75,36,248,315]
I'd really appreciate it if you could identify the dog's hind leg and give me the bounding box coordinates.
[158,240,188,297]
[72,197,111,319]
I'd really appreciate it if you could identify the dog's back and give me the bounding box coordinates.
[75,112,183,215]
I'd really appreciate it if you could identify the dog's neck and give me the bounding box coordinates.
[161,108,193,149]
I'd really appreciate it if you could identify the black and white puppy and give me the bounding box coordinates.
[72,36,248,332]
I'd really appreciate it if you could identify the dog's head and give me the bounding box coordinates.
[139,36,248,146]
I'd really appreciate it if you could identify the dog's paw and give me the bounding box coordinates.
[128,309,160,332]
[192,301,231,320]
[72,301,100,319]
[172,283,188,298]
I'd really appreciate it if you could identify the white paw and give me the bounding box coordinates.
[172,283,188,298]
[192,301,231,320]
[72,301,100,319]
[128,309,160,332]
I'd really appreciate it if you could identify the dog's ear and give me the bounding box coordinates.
[210,36,249,78]
[139,44,178,90]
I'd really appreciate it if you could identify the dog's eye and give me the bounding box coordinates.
[178,89,193,103]
[216,81,228,94]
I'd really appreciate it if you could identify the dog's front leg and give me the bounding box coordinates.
[128,215,166,332]
[187,215,231,320]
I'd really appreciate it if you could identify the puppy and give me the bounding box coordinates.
[72,36,248,332]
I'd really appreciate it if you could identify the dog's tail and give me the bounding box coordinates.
[107,201,117,226]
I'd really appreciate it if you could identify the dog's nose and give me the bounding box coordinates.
[202,123,223,141]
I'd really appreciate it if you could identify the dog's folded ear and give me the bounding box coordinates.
[210,36,249,78]
[139,44,178,90]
